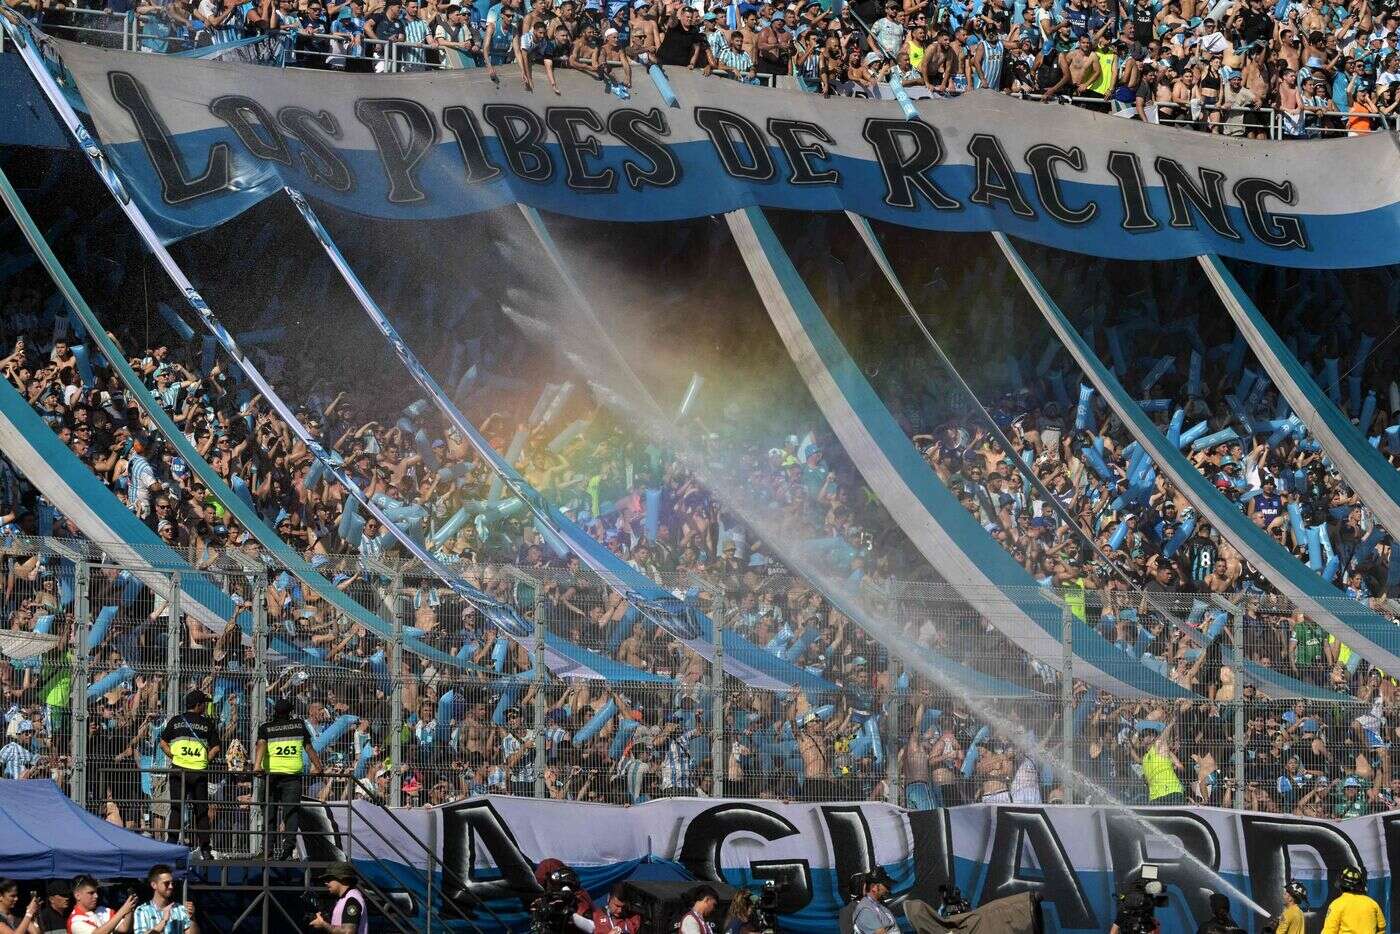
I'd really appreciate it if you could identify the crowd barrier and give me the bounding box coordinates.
[1,13,1392,140]
[0,535,1389,837]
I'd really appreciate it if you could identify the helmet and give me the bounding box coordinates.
[1338,866,1366,894]
[1284,880,1308,907]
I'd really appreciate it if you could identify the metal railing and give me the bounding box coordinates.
[2,10,1396,136]
[0,532,1390,836]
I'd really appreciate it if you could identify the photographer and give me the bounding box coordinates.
[309,863,365,934]
[1194,894,1244,934]
[1108,870,1166,934]
[0,879,41,934]
[529,861,593,934]
[851,869,897,934]
[722,890,755,934]
[589,888,640,934]
[67,878,137,934]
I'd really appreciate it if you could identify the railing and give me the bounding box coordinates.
[3,10,1397,138]
[0,531,1389,838]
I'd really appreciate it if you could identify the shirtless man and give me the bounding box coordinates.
[901,731,934,809]
[627,0,660,61]
[1276,23,1302,70]
[458,700,497,758]
[596,26,634,86]
[1040,32,1098,98]
[738,7,761,59]
[797,713,842,801]
[975,740,1015,802]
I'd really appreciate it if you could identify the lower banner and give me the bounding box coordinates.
[296,795,1400,933]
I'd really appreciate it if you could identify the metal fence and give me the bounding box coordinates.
[1,533,1387,853]
[0,12,1395,138]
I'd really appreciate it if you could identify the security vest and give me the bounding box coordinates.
[1142,747,1184,800]
[259,717,313,774]
[1065,577,1087,623]
[165,714,217,771]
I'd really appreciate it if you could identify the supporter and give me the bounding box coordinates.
[131,866,197,934]
[0,719,40,780]
[67,878,137,934]
[34,882,70,934]
[0,880,41,934]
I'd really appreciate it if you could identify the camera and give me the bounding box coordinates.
[1115,866,1168,934]
[938,884,971,917]
[299,891,331,926]
[749,880,786,934]
[529,867,582,934]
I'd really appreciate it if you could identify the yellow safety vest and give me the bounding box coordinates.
[1092,50,1116,95]
[170,737,209,770]
[1142,747,1183,800]
[908,39,925,70]
[1065,578,1087,623]
[265,737,307,775]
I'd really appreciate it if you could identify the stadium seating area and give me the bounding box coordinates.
[12,0,1400,133]
[0,181,1398,858]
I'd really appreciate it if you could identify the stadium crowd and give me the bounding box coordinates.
[12,0,1400,132]
[0,219,1399,859]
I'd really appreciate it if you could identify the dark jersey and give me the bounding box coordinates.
[164,713,218,770]
[257,717,314,774]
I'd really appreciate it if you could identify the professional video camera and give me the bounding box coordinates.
[529,866,584,934]
[1114,866,1168,934]
[748,879,787,934]
[938,884,972,917]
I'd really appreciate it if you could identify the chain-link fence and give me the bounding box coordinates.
[2,535,1392,858]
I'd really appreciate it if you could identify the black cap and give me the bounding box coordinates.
[46,880,70,897]
[865,867,894,888]
[185,689,210,709]
[320,861,357,883]
[273,697,296,719]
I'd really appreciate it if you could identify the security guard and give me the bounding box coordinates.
[254,696,321,860]
[1322,866,1385,934]
[161,689,220,859]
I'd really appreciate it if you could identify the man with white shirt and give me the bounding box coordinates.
[678,886,718,934]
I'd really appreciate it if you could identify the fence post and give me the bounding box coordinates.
[249,574,267,850]
[69,559,91,808]
[1061,606,1074,806]
[1232,607,1245,810]
[533,590,547,800]
[885,657,901,806]
[250,575,267,737]
[711,586,725,799]
[164,571,182,723]
[389,572,405,808]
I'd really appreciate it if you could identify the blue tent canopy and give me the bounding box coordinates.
[0,780,189,878]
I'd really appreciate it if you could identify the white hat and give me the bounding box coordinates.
[605,26,619,36]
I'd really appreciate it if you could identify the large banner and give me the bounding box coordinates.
[49,37,1400,266]
[304,795,1400,933]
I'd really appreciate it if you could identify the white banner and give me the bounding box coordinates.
[291,795,1400,933]
[46,35,1400,267]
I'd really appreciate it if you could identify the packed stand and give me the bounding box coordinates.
[2,223,1400,850]
[11,0,1400,133]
